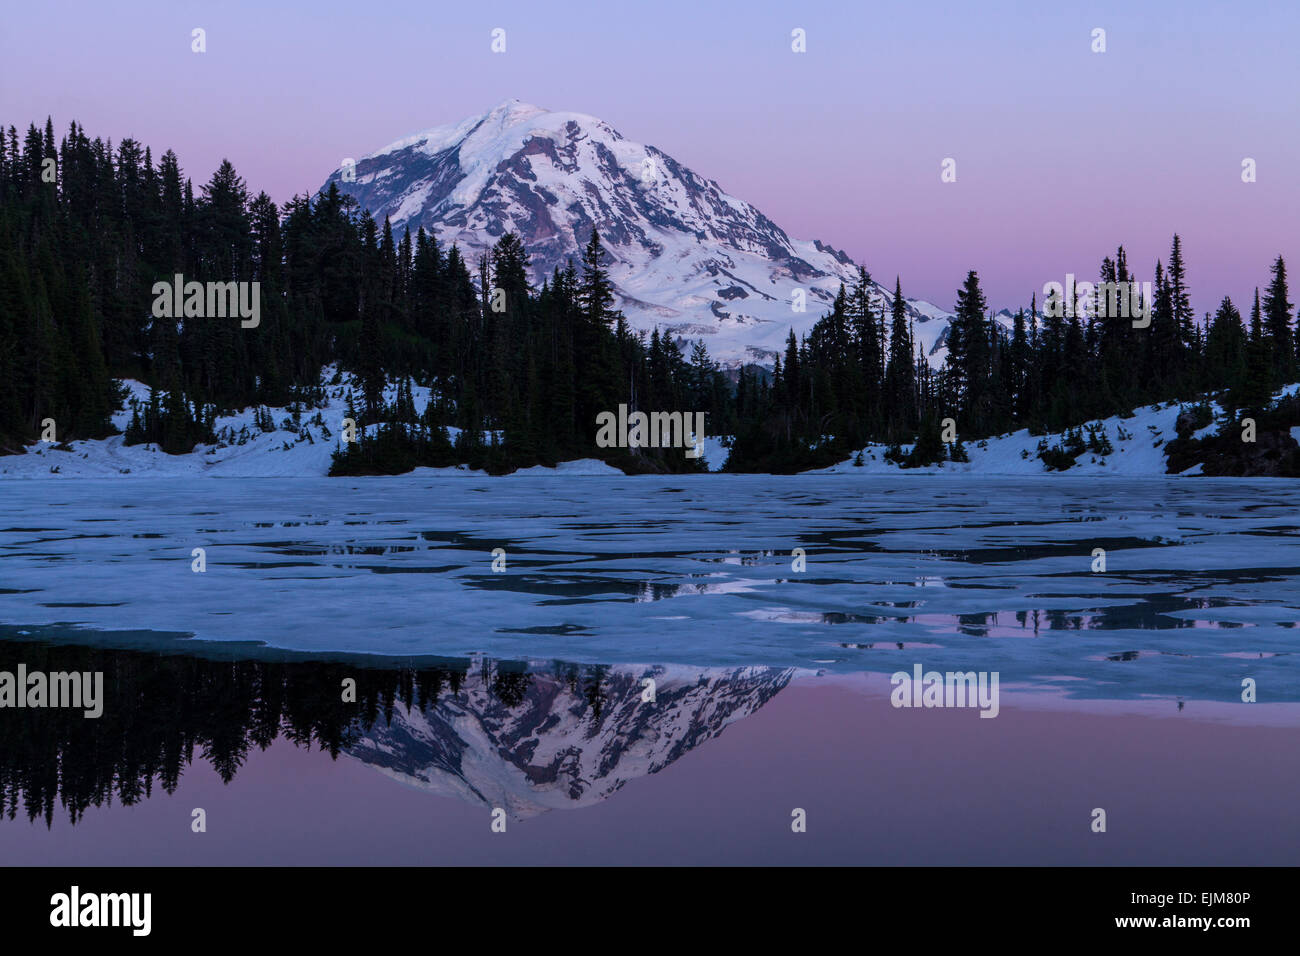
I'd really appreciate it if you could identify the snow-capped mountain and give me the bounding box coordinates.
[345,660,794,818]
[322,99,957,366]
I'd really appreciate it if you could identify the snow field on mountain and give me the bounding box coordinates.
[326,99,959,366]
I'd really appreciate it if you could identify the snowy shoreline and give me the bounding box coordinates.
[3,375,1297,480]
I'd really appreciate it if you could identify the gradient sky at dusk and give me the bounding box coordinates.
[2,0,1297,313]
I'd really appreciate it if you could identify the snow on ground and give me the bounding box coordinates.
[697,435,729,472]
[3,375,1295,479]
[508,459,622,476]
[1,368,628,479]
[2,367,360,479]
[810,387,1298,477]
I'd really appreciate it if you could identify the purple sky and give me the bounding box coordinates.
[2,679,1296,864]
[2,0,1296,313]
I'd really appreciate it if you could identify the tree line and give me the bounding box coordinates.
[736,237,1298,471]
[0,639,614,827]
[1,118,1296,473]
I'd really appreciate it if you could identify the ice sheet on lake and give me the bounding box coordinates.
[1,475,1297,705]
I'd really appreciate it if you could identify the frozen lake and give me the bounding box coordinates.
[2,475,1298,704]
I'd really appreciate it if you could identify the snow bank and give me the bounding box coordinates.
[811,388,1298,477]
[5,374,1295,480]
[2,369,628,480]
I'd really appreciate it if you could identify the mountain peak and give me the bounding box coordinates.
[328,102,954,366]
[490,95,541,111]
[480,97,550,128]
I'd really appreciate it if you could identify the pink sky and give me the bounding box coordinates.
[1,0,1296,314]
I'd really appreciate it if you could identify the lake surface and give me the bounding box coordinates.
[1,475,1297,863]
[2,475,1298,702]
[0,645,1295,865]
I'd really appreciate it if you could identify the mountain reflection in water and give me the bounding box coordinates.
[0,638,791,826]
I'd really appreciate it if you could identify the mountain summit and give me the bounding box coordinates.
[323,99,958,365]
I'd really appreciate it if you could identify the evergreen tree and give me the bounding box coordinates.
[1261,255,1294,384]
[884,277,916,441]
[945,270,992,430]
[1235,289,1274,413]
